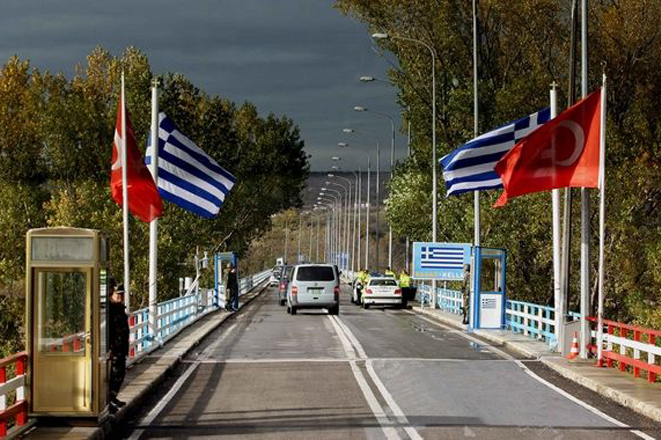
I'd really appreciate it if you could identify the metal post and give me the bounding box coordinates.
[560,0,579,355]
[389,119,395,269]
[297,216,302,263]
[597,74,607,366]
[121,72,131,311]
[376,141,381,272]
[366,158,371,269]
[550,84,562,350]
[579,0,590,359]
[357,169,362,271]
[284,217,289,265]
[309,216,313,264]
[473,0,481,247]
[148,80,159,338]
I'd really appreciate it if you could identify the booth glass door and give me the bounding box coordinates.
[33,268,92,413]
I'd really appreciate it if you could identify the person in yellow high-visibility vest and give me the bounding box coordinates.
[384,267,396,278]
[399,270,412,306]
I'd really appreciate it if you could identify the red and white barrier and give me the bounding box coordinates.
[0,352,28,438]
[588,317,661,382]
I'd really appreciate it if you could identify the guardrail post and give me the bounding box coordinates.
[649,334,656,383]
[0,364,6,436]
[15,358,25,427]
[633,330,641,378]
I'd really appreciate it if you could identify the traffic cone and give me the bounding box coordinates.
[566,332,580,360]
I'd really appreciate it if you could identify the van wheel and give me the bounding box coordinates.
[362,302,369,310]
[329,306,339,315]
[290,306,297,315]
[280,299,286,306]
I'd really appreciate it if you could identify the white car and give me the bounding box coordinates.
[269,265,283,287]
[362,277,403,309]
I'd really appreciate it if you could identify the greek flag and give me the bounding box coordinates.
[440,108,551,196]
[420,246,464,269]
[146,113,236,218]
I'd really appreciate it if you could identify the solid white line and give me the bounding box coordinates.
[179,357,542,364]
[334,315,423,440]
[413,313,656,440]
[127,322,238,440]
[327,315,400,440]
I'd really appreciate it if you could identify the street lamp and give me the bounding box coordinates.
[327,176,354,271]
[343,128,381,272]
[338,141,371,270]
[354,105,396,270]
[373,31,437,306]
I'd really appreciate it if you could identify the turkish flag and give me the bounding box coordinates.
[110,94,163,222]
[494,89,602,206]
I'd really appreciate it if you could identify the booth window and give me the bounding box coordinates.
[38,271,87,355]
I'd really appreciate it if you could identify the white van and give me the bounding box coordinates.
[286,264,339,315]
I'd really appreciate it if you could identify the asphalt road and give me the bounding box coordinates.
[122,286,661,439]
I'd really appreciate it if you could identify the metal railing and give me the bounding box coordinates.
[416,284,463,315]
[0,352,27,438]
[505,300,557,346]
[588,317,661,383]
[128,269,271,364]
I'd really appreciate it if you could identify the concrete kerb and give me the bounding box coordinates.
[91,280,271,440]
[411,305,661,424]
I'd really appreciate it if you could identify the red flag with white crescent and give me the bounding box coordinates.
[110,93,163,222]
[494,89,602,206]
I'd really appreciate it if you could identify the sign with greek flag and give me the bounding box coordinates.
[412,242,472,280]
[146,113,236,218]
[440,108,550,197]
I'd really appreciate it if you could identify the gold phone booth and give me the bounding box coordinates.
[26,227,109,419]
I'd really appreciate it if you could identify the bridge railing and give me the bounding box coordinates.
[505,300,557,346]
[128,269,271,365]
[415,284,463,315]
[588,317,661,383]
[0,352,27,438]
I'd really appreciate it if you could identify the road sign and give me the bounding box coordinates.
[412,242,471,280]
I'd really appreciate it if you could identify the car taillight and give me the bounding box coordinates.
[334,285,339,300]
[394,289,402,295]
[292,286,298,295]
[366,289,373,295]
[280,282,286,290]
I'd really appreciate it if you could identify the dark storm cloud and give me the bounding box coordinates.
[0,0,408,170]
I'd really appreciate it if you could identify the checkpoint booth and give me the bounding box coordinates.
[470,247,507,330]
[214,251,238,306]
[412,242,507,331]
[25,227,109,419]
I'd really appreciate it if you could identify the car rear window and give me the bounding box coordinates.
[370,279,397,286]
[296,266,336,281]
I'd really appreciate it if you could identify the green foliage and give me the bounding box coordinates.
[338,0,661,323]
[0,47,308,353]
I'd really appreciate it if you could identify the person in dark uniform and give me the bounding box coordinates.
[227,264,239,312]
[108,282,129,412]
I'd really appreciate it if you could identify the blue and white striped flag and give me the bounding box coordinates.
[146,113,236,218]
[440,108,551,196]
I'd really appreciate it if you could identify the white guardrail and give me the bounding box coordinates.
[128,269,271,364]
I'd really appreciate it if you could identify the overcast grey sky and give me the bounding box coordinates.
[0,0,407,171]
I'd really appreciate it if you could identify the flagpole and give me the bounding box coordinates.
[550,83,562,351]
[148,79,159,340]
[121,72,131,311]
[473,0,480,248]
[597,75,607,366]
[579,0,590,359]
[560,0,579,355]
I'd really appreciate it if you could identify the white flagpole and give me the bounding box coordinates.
[550,83,562,351]
[148,79,159,339]
[473,0,480,247]
[597,75,607,366]
[121,72,131,311]
[579,0,590,359]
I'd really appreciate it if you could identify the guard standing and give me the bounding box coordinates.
[399,270,412,304]
[108,282,129,412]
[461,264,471,325]
[227,264,239,312]
[385,267,396,278]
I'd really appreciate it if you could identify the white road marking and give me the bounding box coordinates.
[332,315,424,440]
[327,315,400,440]
[127,322,238,440]
[412,313,656,440]
[179,357,541,364]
